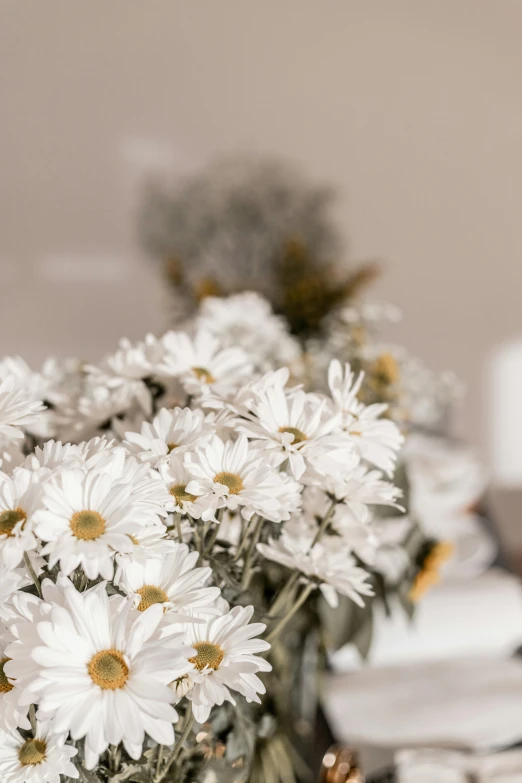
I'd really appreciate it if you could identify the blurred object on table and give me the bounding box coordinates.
[330,569,522,669]
[320,745,365,782]
[324,656,522,751]
[395,749,468,783]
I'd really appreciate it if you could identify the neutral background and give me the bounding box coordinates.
[2,0,522,473]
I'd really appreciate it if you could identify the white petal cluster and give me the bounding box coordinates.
[194,292,301,373]
[0,291,411,780]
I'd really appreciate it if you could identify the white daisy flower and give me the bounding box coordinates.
[0,628,31,732]
[6,579,193,769]
[0,438,26,474]
[203,366,292,415]
[76,382,135,431]
[113,525,178,585]
[195,292,301,372]
[92,448,171,520]
[0,358,68,441]
[0,469,42,569]
[0,378,46,443]
[85,334,164,416]
[184,435,300,522]
[159,453,213,520]
[160,330,253,399]
[238,383,355,480]
[124,406,215,466]
[170,673,194,700]
[257,531,374,608]
[34,468,150,580]
[0,721,78,783]
[118,543,220,618]
[184,604,271,723]
[297,487,378,564]
[22,440,84,475]
[326,464,404,523]
[0,567,30,623]
[328,359,404,475]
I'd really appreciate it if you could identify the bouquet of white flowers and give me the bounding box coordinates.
[0,292,440,783]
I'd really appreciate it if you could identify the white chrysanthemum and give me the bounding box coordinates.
[160,330,253,398]
[184,435,301,522]
[0,469,42,569]
[0,568,30,623]
[0,358,61,440]
[0,378,46,443]
[158,453,213,520]
[34,468,152,579]
[299,487,379,564]
[0,438,26,474]
[184,605,271,723]
[23,440,84,475]
[76,382,139,433]
[6,580,193,769]
[0,721,78,783]
[101,334,164,378]
[328,359,404,475]
[325,464,404,523]
[257,531,374,608]
[91,448,171,519]
[195,293,301,372]
[124,406,215,466]
[119,543,220,618]
[238,383,356,480]
[0,627,30,732]
[203,366,292,415]
[114,524,178,584]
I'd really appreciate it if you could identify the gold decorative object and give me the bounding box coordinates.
[320,745,365,783]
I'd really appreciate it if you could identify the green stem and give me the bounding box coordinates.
[267,572,300,619]
[29,704,37,734]
[241,515,265,590]
[233,515,256,563]
[265,499,337,620]
[24,553,42,598]
[310,498,337,547]
[175,513,183,543]
[266,583,314,643]
[154,703,194,783]
[203,521,221,558]
[155,745,164,777]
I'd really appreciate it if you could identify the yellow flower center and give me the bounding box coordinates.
[213,472,244,495]
[0,657,13,693]
[192,367,215,384]
[136,584,169,611]
[18,738,47,766]
[169,484,197,504]
[70,510,106,541]
[189,641,224,671]
[88,649,129,690]
[128,534,139,545]
[0,508,27,537]
[409,541,454,603]
[373,352,399,386]
[279,426,308,444]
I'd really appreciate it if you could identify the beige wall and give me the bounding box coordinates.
[3,0,522,461]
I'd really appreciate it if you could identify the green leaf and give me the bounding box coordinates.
[397,585,416,621]
[107,764,150,782]
[320,593,372,651]
[353,607,374,660]
[77,766,103,783]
